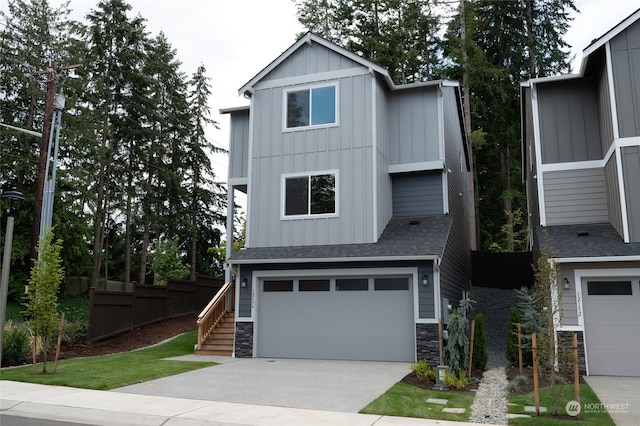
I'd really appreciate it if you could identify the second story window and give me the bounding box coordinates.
[285,84,337,129]
[284,172,337,217]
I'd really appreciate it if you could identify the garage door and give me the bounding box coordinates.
[257,276,414,361]
[582,278,640,376]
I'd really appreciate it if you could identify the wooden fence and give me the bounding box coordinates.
[87,275,224,342]
[471,251,533,289]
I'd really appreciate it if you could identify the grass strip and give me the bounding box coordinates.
[507,383,615,425]
[360,382,474,422]
[0,331,216,390]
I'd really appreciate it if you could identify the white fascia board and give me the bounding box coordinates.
[530,83,547,226]
[392,79,444,91]
[228,177,248,186]
[229,255,441,265]
[554,256,640,264]
[388,161,444,174]
[583,9,640,58]
[220,105,250,114]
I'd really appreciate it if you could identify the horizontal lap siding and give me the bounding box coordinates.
[605,155,624,238]
[543,169,608,225]
[392,173,443,216]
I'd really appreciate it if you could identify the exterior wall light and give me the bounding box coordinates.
[563,277,570,290]
[422,274,429,286]
[241,278,248,288]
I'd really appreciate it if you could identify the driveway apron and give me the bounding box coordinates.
[584,376,640,426]
[113,357,411,413]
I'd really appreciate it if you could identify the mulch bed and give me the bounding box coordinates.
[400,367,484,393]
[505,364,586,394]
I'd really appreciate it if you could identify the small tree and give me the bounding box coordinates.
[472,313,488,370]
[23,229,64,373]
[149,237,189,285]
[506,306,525,365]
[444,295,474,375]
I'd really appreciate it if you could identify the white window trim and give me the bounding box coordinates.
[282,82,339,131]
[281,170,339,219]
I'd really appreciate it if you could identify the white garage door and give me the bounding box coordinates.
[257,276,414,361]
[582,278,640,376]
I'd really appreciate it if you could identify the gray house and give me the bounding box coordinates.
[521,9,640,376]
[221,32,471,363]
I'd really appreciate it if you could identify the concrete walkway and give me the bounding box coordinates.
[1,380,497,426]
[584,376,640,426]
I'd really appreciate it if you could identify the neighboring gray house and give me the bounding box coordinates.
[221,32,471,363]
[521,10,640,376]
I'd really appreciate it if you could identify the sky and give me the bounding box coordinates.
[1,0,638,193]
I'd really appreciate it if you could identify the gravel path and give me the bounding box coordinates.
[469,366,509,424]
[468,286,521,424]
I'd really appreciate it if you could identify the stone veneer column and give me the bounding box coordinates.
[557,330,586,375]
[416,323,441,365]
[234,322,254,358]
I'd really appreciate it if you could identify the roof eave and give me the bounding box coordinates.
[228,254,441,265]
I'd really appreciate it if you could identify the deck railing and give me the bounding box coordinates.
[196,281,234,350]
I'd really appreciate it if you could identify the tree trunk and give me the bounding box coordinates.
[501,146,514,252]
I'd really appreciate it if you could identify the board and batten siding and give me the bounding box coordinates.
[260,41,360,82]
[543,168,609,225]
[228,109,250,180]
[375,78,393,238]
[247,71,375,248]
[604,155,624,238]
[596,61,615,154]
[622,146,640,241]
[438,86,471,304]
[392,173,443,217]
[387,86,440,165]
[537,81,602,164]
[611,18,640,138]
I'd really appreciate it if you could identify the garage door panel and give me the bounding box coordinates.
[582,278,640,376]
[258,278,414,362]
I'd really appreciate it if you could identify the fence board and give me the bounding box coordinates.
[87,274,224,342]
[471,251,533,289]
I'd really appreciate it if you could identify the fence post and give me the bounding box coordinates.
[532,332,540,416]
[468,319,475,378]
[573,332,580,405]
[517,323,523,375]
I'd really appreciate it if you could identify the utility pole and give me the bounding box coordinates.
[29,61,81,264]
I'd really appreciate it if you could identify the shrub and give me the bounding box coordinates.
[62,318,87,347]
[471,313,488,370]
[2,321,30,366]
[444,370,469,390]
[411,359,436,381]
[443,296,474,375]
[505,306,521,365]
[513,375,529,386]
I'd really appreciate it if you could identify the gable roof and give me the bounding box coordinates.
[228,215,452,264]
[239,32,394,96]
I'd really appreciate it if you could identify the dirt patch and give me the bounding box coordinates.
[56,314,198,360]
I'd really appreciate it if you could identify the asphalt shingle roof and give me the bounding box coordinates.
[229,215,453,263]
[540,224,640,258]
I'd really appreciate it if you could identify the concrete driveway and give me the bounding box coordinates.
[584,376,640,426]
[113,356,412,413]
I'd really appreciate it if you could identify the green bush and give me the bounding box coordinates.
[471,313,488,370]
[505,306,521,365]
[62,318,87,346]
[411,359,436,381]
[443,370,469,390]
[2,321,30,366]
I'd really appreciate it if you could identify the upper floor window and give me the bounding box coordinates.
[284,84,337,129]
[283,171,337,217]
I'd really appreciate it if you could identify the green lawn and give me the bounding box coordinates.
[0,331,215,390]
[360,382,474,422]
[507,384,615,425]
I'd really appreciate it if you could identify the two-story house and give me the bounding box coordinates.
[521,9,640,376]
[221,32,471,363]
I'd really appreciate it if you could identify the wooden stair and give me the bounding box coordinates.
[194,311,234,356]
